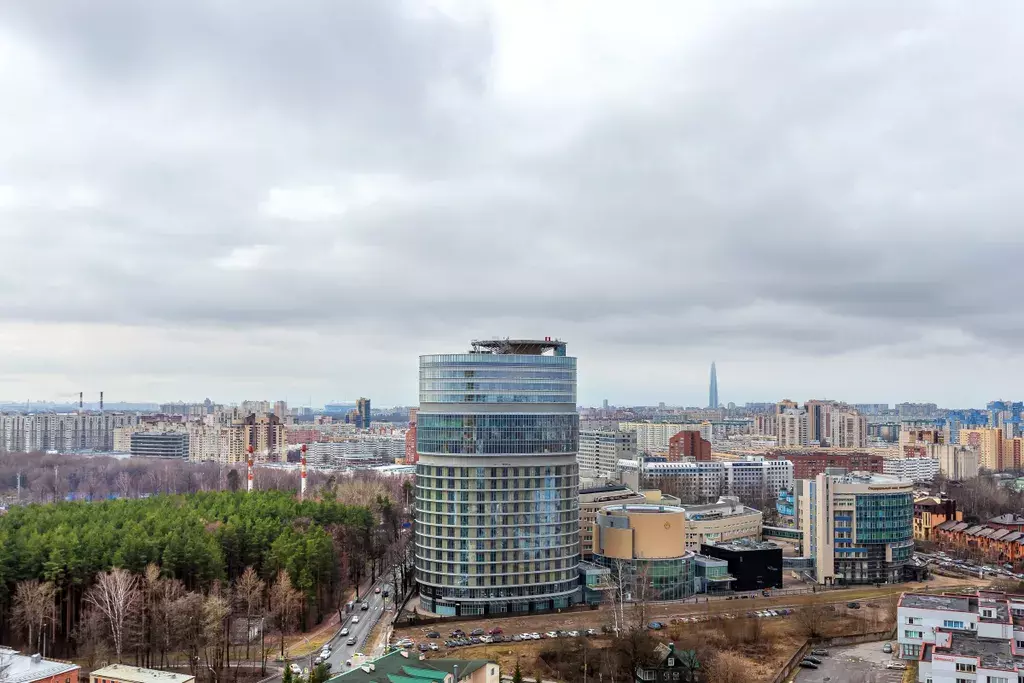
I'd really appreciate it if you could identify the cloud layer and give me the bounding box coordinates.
[2,0,1024,407]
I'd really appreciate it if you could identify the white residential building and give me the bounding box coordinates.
[829,408,868,448]
[883,456,940,482]
[617,458,793,502]
[897,591,1024,681]
[578,430,637,478]
[619,422,704,455]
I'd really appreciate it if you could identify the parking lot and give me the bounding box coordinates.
[794,640,906,683]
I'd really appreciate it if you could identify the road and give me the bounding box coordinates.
[316,581,389,673]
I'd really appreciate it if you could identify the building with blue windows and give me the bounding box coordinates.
[413,339,581,616]
[796,470,914,585]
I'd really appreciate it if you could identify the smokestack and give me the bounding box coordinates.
[99,391,104,411]
[247,444,254,493]
[300,444,307,501]
[79,392,83,412]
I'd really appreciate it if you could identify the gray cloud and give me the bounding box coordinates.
[2,0,1024,406]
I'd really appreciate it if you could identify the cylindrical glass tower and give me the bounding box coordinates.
[414,339,581,616]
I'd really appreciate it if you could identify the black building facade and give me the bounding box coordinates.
[700,540,783,592]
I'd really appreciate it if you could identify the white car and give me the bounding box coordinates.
[352,616,360,624]
[289,664,302,675]
[341,628,349,636]
[886,661,907,670]
[531,633,541,640]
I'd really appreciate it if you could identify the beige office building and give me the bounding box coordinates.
[681,496,763,551]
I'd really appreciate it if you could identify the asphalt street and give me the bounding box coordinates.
[313,581,389,674]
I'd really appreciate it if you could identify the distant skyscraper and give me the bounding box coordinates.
[708,362,719,409]
[356,397,371,429]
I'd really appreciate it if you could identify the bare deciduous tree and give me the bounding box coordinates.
[234,567,266,661]
[794,603,829,638]
[269,570,302,657]
[12,579,57,652]
[85,568,141,662]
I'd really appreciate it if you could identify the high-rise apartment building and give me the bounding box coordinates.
[796,471,914,585]
[708,362,719,409]
[776,408,809,447]
[0,412,139,453]
[414,339,581,616]
[578,430,636,478]
[356,398,371,429]
[959,428,1004,470]
[829,408,867,448]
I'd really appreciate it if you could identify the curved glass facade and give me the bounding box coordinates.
[415,345,580,616]
[416,414,578,455]
[419,354,576,404]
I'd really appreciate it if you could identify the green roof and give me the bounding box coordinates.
[326,651,493,683]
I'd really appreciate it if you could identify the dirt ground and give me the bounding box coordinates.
[400,574,985,683]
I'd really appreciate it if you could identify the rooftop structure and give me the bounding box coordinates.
[0,648,80,683]
[325,650,496,683]
[469,338,566,355]
[88,664,195,683]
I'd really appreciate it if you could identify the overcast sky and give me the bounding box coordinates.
[3,1,1024,409]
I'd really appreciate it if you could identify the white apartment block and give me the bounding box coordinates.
[883,456,940,482]
[617,458,793,502]
[933,444,981,481]
[309,435,406,468]
[619,422,705,455]
[578,430,637,478]
[1,412,140,453]
[897,591,1024,682]
[776,408,809,447]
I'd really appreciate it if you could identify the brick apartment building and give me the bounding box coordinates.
[667,430,711,461]
[770,450,884,479]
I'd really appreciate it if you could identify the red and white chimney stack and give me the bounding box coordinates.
[247,444,254,493]
[300,443,308,501]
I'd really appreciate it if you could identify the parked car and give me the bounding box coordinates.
[585,629,598,636]
[290,665,302,675]
[545,631,558,639]
[804,656,822,665]
[882,643,893,653]
[471,628,486,636]
[886,661,907,670]
[568,631,580,637]
[811,649,829,656]
[418,644,429,652]
[847,602,861,609]
[451,629,465,637]
[488,627,503,635]
[511,635,522,642]
[648,621,664,630]
[798,661,818,669]
[530,633,541,640]
[470,637,481,645]
[313,657,323,666]
[427,631,440,639]
[429,643,439,651]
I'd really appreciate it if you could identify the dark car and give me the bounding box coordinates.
[811,649,829,656]
[470,628,486,636]
[488,627,503,635]
[451,629,465,637]
[804,656,822,665]
[346,637,357,646]
[426,632,440,639]
[418,644,430,652]
[847,602,861,609]
[470,636,481,644]
[798,661,818,669]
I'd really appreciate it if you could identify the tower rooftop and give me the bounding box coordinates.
[469,338,566,355]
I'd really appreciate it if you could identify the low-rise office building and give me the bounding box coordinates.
[681,496,763,551]
[130,431,189,459]
[90,665,194,683]
[592,504,695,601]
[883,456,939,482]
[579,484,648,560]
[700,540,783,592]
[796,470,914,585]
